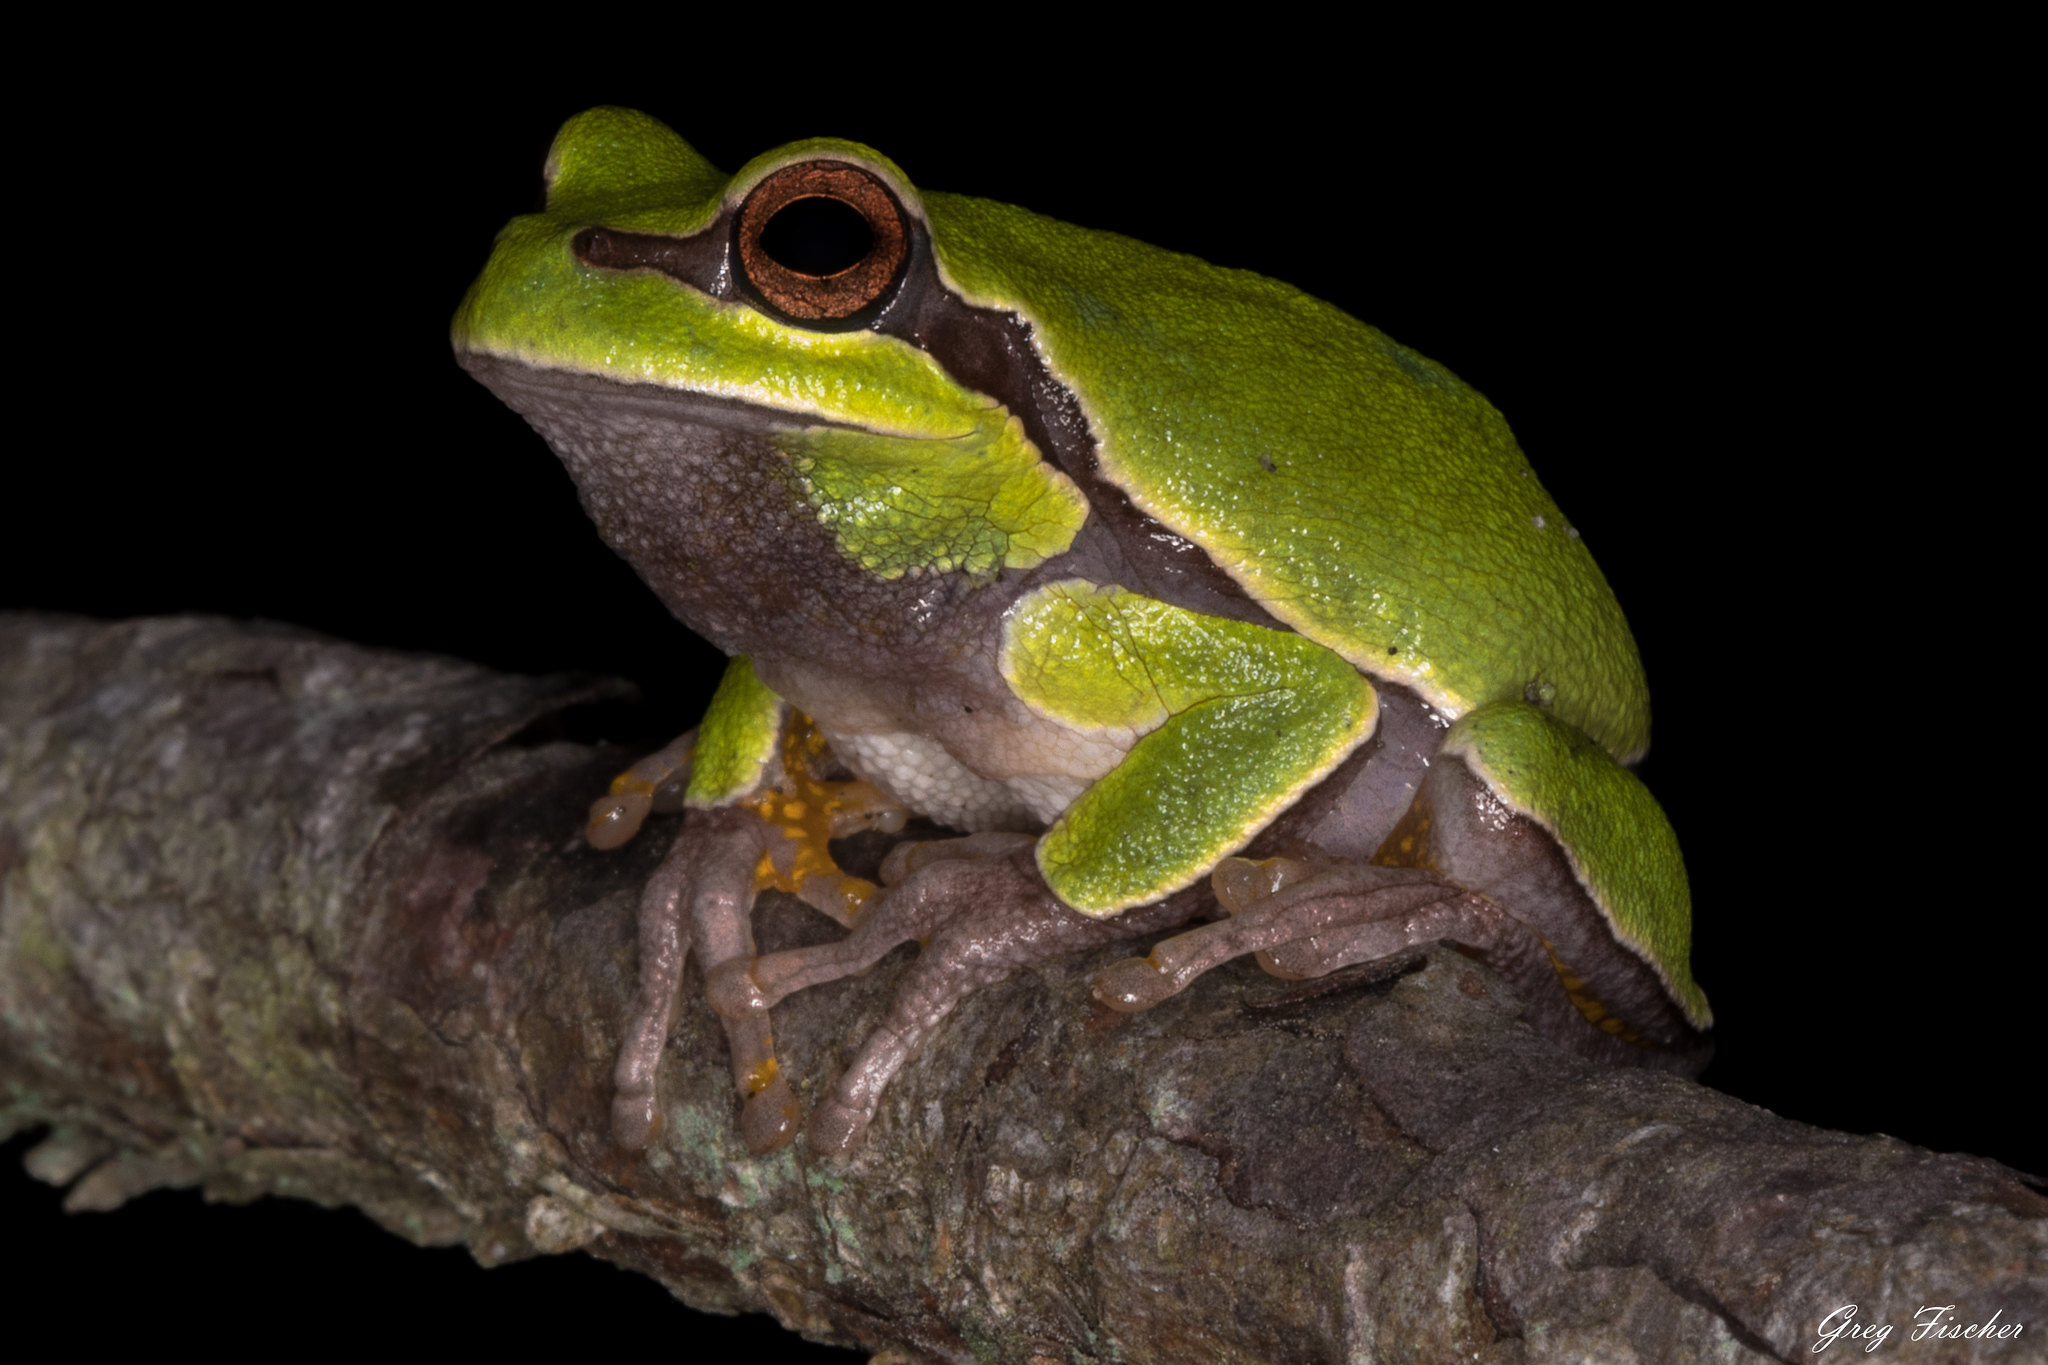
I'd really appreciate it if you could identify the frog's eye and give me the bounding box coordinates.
[734,162,910,329]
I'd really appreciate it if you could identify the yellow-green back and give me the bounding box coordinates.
[927,194,1650,762]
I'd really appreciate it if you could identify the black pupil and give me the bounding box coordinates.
[758,196,874,277]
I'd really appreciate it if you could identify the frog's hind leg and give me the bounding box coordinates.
[709,836,1203,1156]
[1097,743,1714,1075]
[1091,859,1488,1011]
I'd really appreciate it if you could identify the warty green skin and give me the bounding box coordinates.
[927,197,1650,764]
[452,107,1707,1058]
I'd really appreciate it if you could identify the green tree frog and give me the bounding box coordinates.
[453,108,1712,1157]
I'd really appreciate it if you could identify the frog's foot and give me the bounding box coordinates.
[749,773,908,930]
[709,836,1201,1156]
[1092,857,1496,1012]
[609,710,916,1153]
[704,833,1037,1021]
[587,730,697,851]
[608,804,817,1153]
[611,805,743,1150]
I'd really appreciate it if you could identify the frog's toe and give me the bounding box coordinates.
[875,831,1037,887]
[611,1085,660,1151]
[1092,956,1178,1012]
[740,1071,802,1153]
[609,826,701,1150]
[1211,854,1323,913]
[807,1095,871,1156]
[587,789,652,850]
[612,997,678,1150]
[1091,861,1338,1011]
[809,1014,914,1157]
[587,730,698,850]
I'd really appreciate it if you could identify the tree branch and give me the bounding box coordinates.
[3,613,2041,1364]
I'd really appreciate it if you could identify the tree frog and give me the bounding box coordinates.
[453,108,1712,1157]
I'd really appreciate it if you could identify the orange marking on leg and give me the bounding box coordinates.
[1373,803,1437,870]
[743,714,902,919]
[1538,936,1646,1046]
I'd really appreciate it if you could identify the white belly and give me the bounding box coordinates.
[825,728,1093,833]
[753,656,1132,834]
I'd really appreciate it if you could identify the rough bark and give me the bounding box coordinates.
[2,613,2042,1364]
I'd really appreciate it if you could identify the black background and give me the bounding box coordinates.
[6,52,2031,1360]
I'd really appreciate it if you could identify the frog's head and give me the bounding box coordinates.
[453,108,1092,659]
[453,107,940,380]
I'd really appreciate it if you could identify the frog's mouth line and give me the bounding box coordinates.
[457,350,899,442]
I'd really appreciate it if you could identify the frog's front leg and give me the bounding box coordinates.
[607,658,908,1152]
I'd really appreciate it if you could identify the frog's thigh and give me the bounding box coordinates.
[1426,701,1711,1035]
[1002,581,1380,915]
